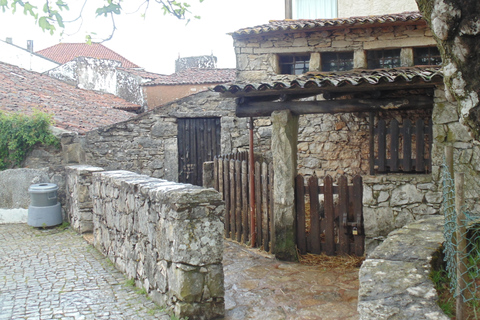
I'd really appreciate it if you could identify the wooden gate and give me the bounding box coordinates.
[213,152,274,252]
[178,118,221,186]
[295,174,364,256]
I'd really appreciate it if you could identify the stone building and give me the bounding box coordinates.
[215,11,453,252]
[14,11,478,256]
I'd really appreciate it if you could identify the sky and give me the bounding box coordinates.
[0,0,285,74]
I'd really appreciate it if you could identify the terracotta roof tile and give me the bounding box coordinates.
[119,68,165,80]
[232,11,424,37]
[36,43,140,68]
[214,67,443,95]
[144,68,236,86]
[0,62,139,134]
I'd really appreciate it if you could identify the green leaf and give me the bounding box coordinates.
[38,16,55,33]
[54,12,64,28]
[23,2,36,17]
[96,3,121,17]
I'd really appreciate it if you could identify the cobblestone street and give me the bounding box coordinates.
[0,224,169,320]
[0,224,359,319]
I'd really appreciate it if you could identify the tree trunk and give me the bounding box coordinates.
[416,0,480,140]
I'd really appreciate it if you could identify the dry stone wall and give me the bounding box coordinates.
[65,166,225,319]
[358,216,447,319]
[72,91,271,182]
[65,165,104,233]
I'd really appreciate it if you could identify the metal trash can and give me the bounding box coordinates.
[27,183,62,227]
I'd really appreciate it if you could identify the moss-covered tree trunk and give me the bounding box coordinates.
[416,0,480,139]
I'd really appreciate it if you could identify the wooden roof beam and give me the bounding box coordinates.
[235,95,433,117]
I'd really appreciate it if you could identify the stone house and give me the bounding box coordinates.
[43,48,235,111]
[11,10,478,257]
[214,11,456,252]
[38,43,159,108]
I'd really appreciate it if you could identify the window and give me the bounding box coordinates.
[279,55,310,75]
[367,49,401,69]
[414,47,442,66]
[321,52,354,72]
[293,0,337,19]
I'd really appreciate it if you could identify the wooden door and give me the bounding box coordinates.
[178,118,221,186]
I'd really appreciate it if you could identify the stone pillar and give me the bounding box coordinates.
[309,52,321,72]
[65,165,104,233]
[271,110,299,261]
[354,49,368,69]
[400,47,414,67]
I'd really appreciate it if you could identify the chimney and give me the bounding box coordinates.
[6,37,12,44]
[27,40,33,53]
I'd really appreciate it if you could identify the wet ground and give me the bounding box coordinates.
[224,241,359,320]
[0,223,359,319]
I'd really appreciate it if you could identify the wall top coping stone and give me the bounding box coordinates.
[358,215,448,319]
[93,170,223,213]
[66,165,105,173]
[363,173,432,184]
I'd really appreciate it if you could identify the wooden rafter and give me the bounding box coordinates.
[235,95,434,117]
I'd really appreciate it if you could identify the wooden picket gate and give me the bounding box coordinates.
[213,152,274,252]
[295,174,365,256]
[370,118,432,174]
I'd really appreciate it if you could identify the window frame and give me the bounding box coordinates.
[278,54,311,75]
[413,46,442,66]
[367,49,402,69]
[321,51,354,72]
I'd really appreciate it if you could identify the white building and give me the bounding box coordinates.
[0,38,59,73]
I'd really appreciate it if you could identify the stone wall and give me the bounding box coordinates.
[233,21,436,82]
[0,168,51,224]
[66,166,225,319]
[65,165,104,233]
[175,55,217,73]
[70,91,271,181]
[358,215,447,319]
[47,57,147,106]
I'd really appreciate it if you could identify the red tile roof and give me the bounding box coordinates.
[36,43,140,68]
[231,12,425,37]
[144,68,236,86]
[119,68,165,80]
[214,67,443,96]
[0,62,140,134]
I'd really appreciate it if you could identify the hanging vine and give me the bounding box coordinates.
[0,110,60,170]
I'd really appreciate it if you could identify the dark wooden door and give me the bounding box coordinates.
[178,118,221,186]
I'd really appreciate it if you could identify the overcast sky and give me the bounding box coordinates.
[0,0,285,74]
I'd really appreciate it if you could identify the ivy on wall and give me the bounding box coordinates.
[0,111,60,170]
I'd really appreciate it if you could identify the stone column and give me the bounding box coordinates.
[271,110,299,261]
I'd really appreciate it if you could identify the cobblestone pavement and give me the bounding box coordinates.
[0,224,170,320]
[1,224,359,320]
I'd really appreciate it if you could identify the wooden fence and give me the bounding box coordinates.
[213,152,274,252]
[370,118,433,174]
[295,174,364,256]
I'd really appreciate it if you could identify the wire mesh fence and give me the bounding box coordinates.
[442,158,480,304]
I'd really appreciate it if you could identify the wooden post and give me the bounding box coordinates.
[249,117,256,247]
[455,172,467,320]
[445,146,454,177]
